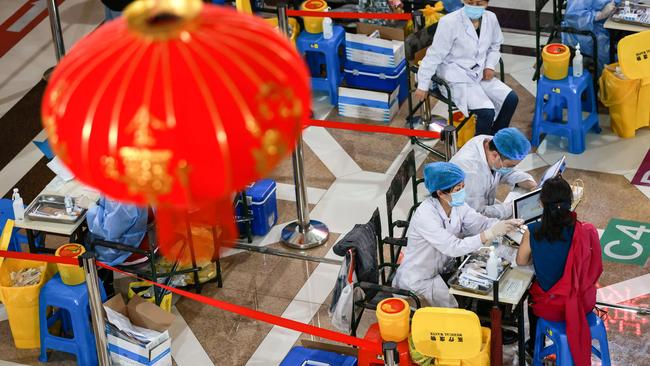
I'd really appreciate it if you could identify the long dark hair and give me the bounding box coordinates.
[534,176,576,242]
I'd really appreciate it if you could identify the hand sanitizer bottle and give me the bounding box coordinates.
[573,43,583,78]
[12,188,25,220]
[322,18,333,39]
[487,247,499,280]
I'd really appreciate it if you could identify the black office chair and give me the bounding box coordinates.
[350,208,421,337]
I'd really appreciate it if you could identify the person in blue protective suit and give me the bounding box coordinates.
[392,162,523,307]
[85,196,150,266]
[451,127,536,219]
[562,0,618,73]
[415,0,519,136]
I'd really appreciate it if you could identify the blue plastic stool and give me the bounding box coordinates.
[280,346,357,366]
[296,26,346,105]
[39,274,107,366]
[0,198,45,252]
[533,312,611,366]
[531,69,601,154]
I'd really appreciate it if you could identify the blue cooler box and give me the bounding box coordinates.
[280,347,357,366]
[343,59,408,104]
[236,179,278,236]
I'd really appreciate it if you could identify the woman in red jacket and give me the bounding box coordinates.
[516,176,603,366]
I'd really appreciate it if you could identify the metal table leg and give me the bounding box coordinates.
[27,229,37,253]
[517,301,526,366]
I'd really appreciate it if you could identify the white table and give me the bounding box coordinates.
[604,17,649,63]
[14,177,100,253]
[449,254,535,366]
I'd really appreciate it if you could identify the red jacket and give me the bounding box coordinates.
[529,220,603,366]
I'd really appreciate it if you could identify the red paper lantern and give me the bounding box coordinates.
[41,0,311,208]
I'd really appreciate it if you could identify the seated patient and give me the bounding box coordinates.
[516,176,603,366]
[392,162,522,307]
[86,196,150,266]
[415,0,519,136]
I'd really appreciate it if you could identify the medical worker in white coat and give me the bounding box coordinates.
[415,0,519,136]
[392,162,523,307]
[451,127,537,219]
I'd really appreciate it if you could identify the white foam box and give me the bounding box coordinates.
[338,86,399,123]
[107,332,171,366]
[345,24,405,68]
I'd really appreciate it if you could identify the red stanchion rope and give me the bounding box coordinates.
[0,250,381,353]
[305,119,441,139]
[286,10,412,20]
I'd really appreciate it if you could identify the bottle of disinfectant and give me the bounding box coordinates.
[12,188,25,220]
[573,43,583,77]
[487,246,499,280]
[322,18,333,39]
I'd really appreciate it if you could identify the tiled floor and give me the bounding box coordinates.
[1,1,649,366]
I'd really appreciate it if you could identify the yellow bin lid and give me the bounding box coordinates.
[302,0,327,11]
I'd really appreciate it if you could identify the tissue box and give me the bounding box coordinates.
[338,86,399,122]
[104,295,175,366]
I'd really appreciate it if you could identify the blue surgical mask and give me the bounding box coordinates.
[496,167,513,175]
[450,188,466,207]
[464,4,486,20]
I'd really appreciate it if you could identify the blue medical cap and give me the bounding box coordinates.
[424,162,465,193]
[493,128,531,161]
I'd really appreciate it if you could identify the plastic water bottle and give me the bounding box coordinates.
[322,17,333,39]
[573,43,583,78]
[12,188,25,221]
[487,247,499,280]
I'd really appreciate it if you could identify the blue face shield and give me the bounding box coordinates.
[464,4,486,20]
[449,188,466,207]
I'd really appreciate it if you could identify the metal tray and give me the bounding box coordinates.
[447,248,511,295]
[611,4,650,28]
[25,195,86,224]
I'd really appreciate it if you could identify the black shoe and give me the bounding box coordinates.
[502,328,518,345]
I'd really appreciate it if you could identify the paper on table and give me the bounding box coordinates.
[500,278,523,300]
[104,306,161,344]
[46,157,74,182]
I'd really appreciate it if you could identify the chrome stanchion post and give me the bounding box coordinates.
[81,252,111,366]
[383,342,400,366]
[46,0,65,61]
[442,124,457,161]
[277,4,329,250]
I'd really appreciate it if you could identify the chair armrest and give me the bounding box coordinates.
[91,240,148,256]
[383,237,408,247]
[357,282,422,309]
[393,220,409,229]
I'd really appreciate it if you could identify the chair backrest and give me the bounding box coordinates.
[411,307,483,360]
[385,150,418,238]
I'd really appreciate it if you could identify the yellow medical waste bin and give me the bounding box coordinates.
[376,297,410,342]
[599,63,650,138]
[542,43,570,80]
[301,0,328,33]
[0,259,55,349]
[55,244,86,286]
[128,281,172,312]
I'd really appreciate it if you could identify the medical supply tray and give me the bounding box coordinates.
[25,195,85,224]
[447,248,511,295]
[611,4,650,28]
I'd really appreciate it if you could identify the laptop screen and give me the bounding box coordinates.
[514,190,543,223]
[537,156,566,189]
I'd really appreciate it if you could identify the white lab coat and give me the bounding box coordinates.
[392,197,498,307]
[450,135,535,219]
[416,9,512,117]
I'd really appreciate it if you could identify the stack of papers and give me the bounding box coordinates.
[104,306,161,347]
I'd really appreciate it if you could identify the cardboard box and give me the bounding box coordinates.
[104,295,176,366]
[338,86,399,123]
[346,23,406,68]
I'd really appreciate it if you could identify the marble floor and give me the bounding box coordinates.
[1,1,649,366]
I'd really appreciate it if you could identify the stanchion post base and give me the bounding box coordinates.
[281,220,329,250]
